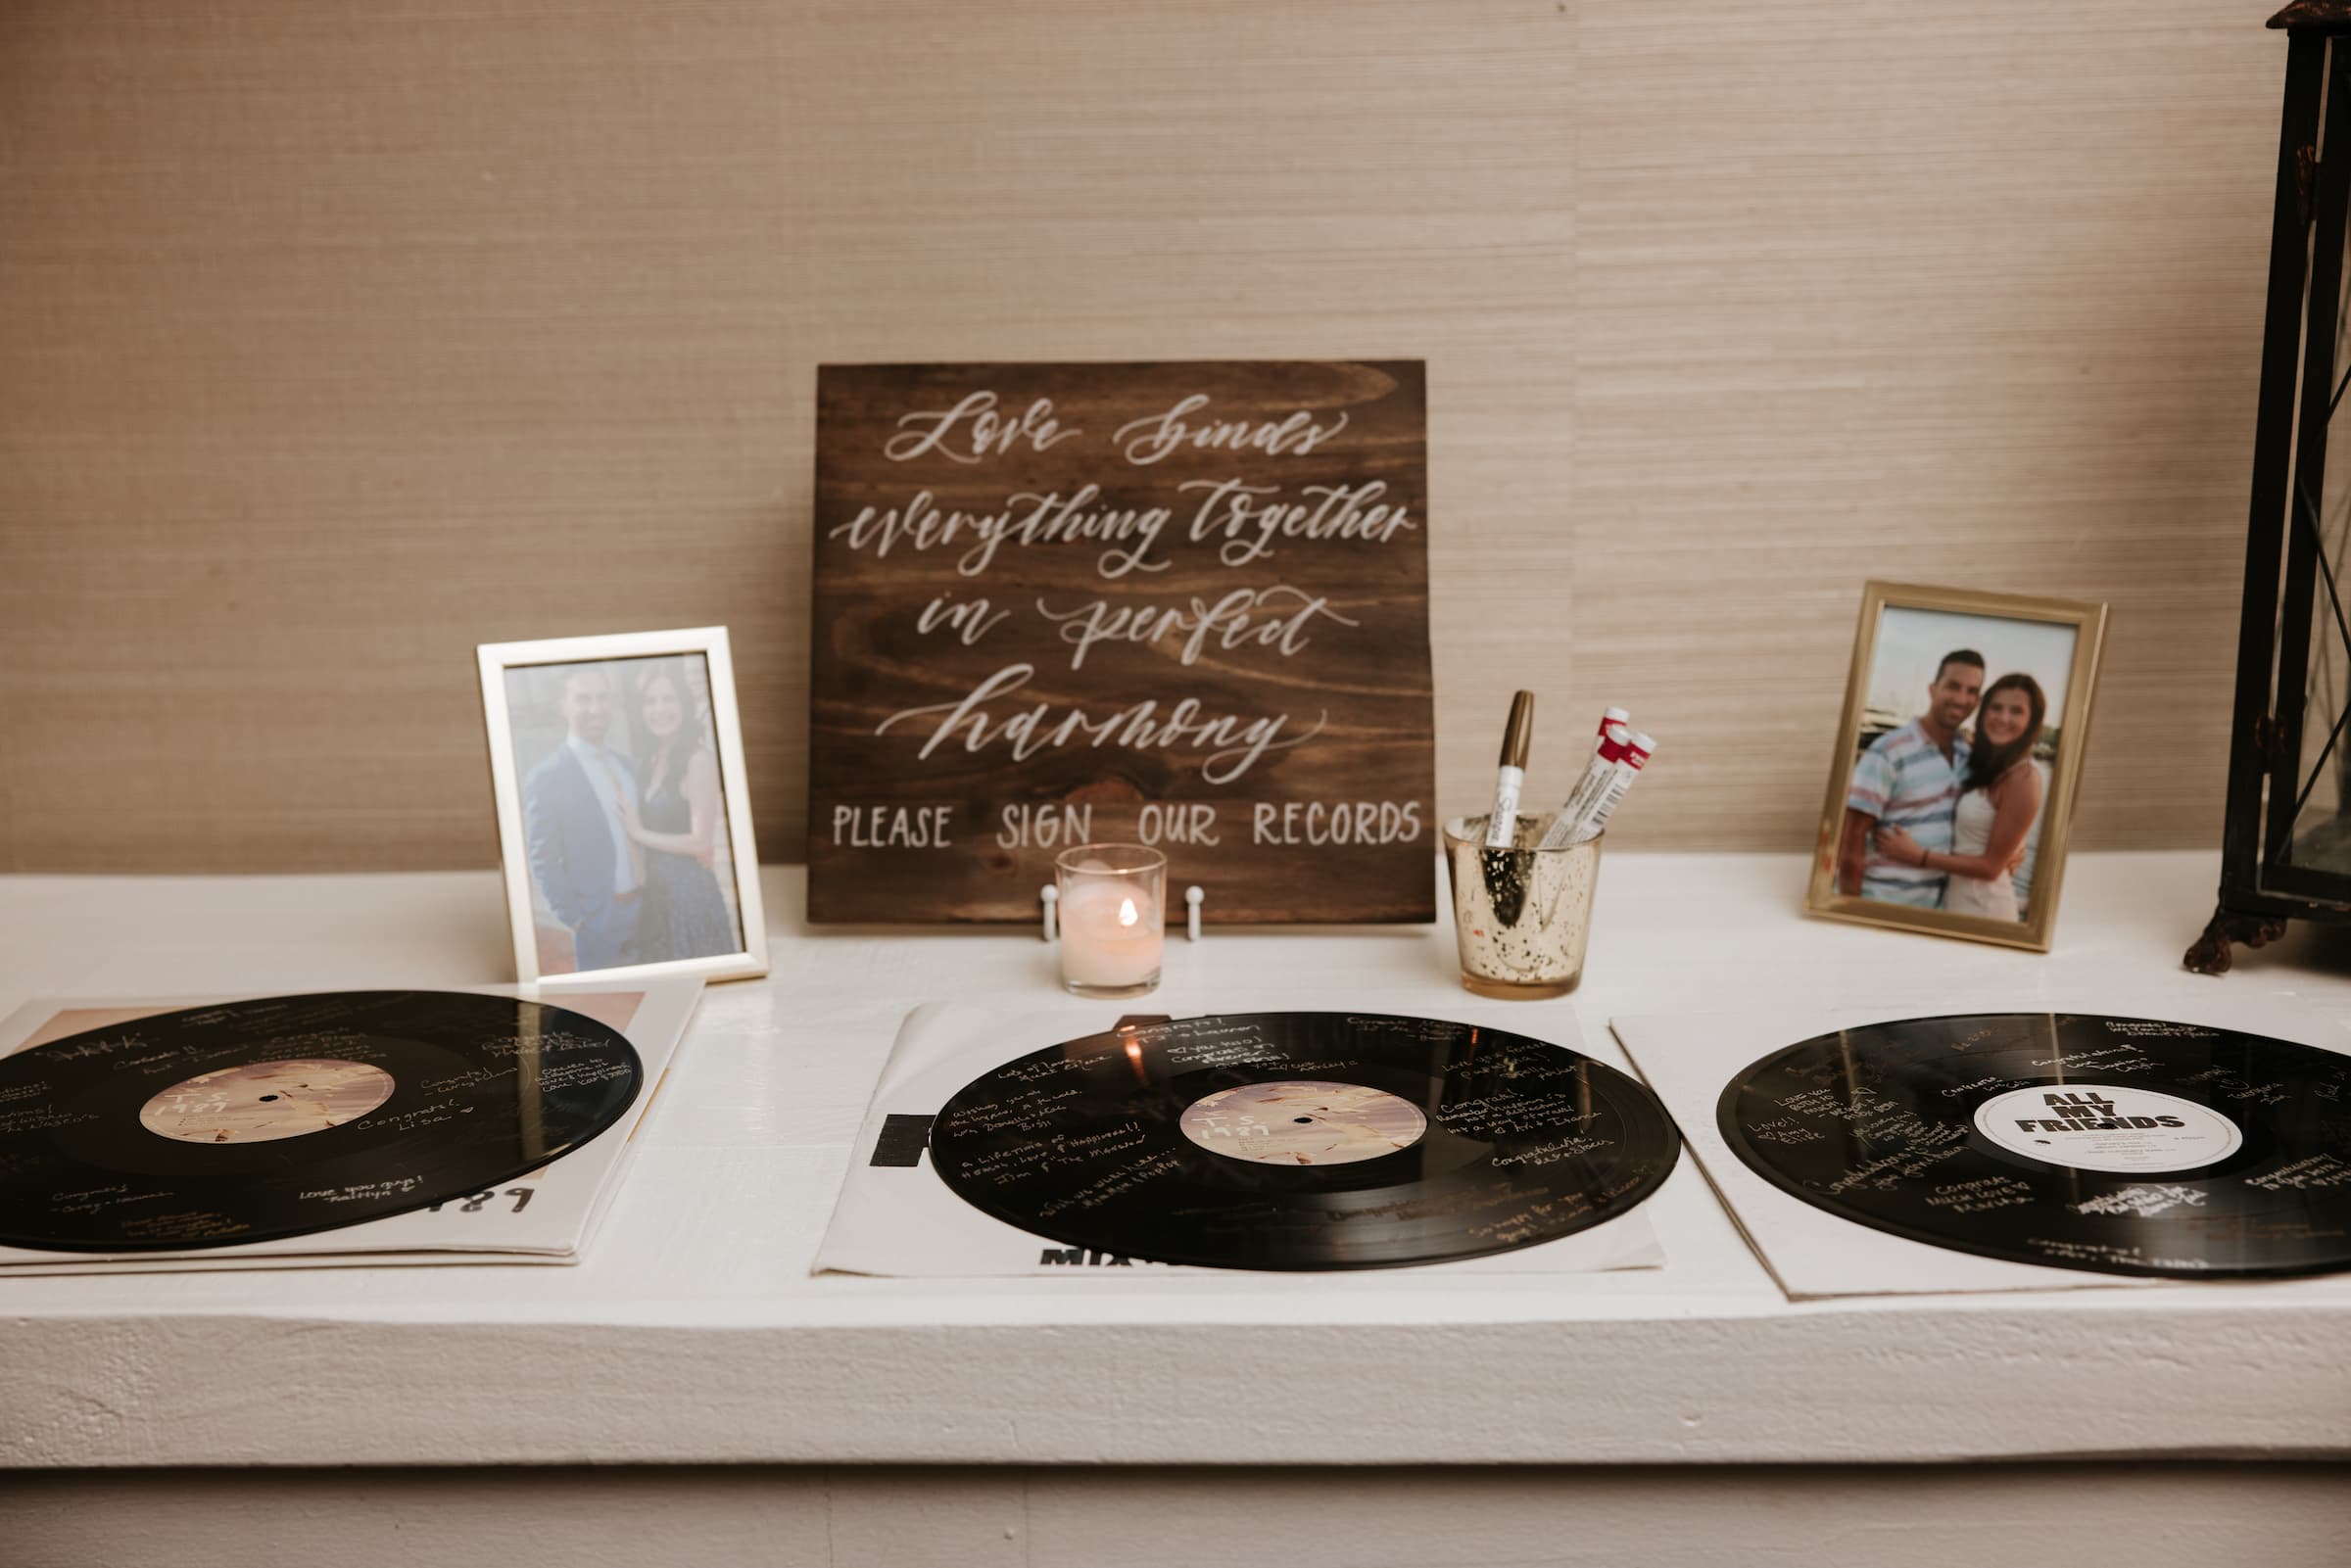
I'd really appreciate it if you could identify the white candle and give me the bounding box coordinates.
[1058,878,1163,992]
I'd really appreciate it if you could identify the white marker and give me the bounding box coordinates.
[1483,690,1538,847]
[1554,730,1657,847]
[1539,723,1631,848]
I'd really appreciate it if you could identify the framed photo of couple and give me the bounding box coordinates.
[1806,582,2109,952]
[478,627,768,984]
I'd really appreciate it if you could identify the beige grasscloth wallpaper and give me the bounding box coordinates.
[0,1,2280,873]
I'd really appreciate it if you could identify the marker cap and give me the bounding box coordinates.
[1499,690,1537,768]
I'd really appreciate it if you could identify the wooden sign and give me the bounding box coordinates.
[806,360,1435,924]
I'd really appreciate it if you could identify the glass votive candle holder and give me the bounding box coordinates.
[1442,813,1603,999]
[1054,843,1168,999]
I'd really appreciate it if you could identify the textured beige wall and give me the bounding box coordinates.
[0,1,2279,873]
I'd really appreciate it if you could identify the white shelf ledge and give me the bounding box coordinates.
[2,854,2346,1467]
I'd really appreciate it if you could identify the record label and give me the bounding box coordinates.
[1719,1012,2351,1278]
[930,1012,1680,1271]
[1971,1083,2241,1173]
[139,1059,398,1146]
[1179,1080,1428,1167]
[0,991,643,1253]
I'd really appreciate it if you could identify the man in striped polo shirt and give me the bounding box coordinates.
[1837,649,1983,906]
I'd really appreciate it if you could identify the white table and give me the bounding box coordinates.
[1,855,2346,1568]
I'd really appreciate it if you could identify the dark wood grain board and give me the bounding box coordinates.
[807,361,1435,924]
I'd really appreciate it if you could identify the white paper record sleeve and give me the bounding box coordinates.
[816,1000,1673,1278]
[1613,998,2351,1301]
[0,977,701,1275]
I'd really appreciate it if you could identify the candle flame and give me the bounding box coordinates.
[1118,897,1137,927]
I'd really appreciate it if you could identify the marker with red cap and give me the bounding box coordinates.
[1542,729,1657,848]
[1542,721,1631,847]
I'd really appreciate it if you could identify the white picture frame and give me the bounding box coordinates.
[477,627,768,985]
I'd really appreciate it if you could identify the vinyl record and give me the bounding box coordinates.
[0,990,643,1253]
[928,1011,1680,1270]
[1718,1012,2351,1279]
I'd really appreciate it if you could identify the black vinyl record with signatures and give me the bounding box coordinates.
[928,1011,1680,1270]
[1718,1012,2351,1279]
[0,990,641,1253]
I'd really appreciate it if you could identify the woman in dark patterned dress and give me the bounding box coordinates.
[614,662,739,963]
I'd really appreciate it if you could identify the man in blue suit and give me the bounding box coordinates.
[522,667,644,972]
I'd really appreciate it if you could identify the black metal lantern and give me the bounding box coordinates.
[2190,2,2351,973]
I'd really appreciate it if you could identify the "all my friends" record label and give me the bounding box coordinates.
[1718,1013,2351,1278]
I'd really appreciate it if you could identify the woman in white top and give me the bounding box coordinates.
[1875,673,2046,922]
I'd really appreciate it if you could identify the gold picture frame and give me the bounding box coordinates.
[1805,582,2109,952]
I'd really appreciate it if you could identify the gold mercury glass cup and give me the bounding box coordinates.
[1442,813,1603,999]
